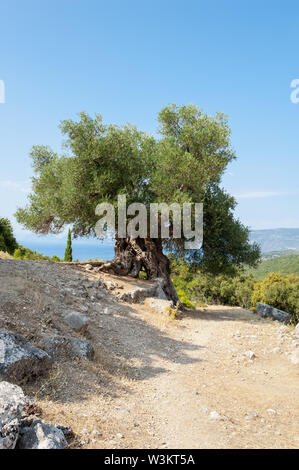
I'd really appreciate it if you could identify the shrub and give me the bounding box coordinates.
[170,256,255,309]
[252,272,299,323]
[14,245,50,261]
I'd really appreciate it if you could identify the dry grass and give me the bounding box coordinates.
[0,250,13,259]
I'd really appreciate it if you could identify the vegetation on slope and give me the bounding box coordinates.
[247,253,299,279]
[170,256,299,322]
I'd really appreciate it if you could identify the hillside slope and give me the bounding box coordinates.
[0,260,299,449]
[247,253,299,279]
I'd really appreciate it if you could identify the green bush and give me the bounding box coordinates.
[170,256,255,309]
[252,272,299,323]
[51,255,61,262]
[14,245,50,261]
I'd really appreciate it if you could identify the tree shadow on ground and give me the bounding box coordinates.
[24,298,204,405]
[182,305,265,325]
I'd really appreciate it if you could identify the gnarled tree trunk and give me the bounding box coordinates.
[99,236,179,304]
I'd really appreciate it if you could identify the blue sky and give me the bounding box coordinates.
[1,0,299,246]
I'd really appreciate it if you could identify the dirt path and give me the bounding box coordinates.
[1,259,298,449]
[138,307,299,449]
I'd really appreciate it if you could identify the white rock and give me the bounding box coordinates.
[0,382,27,449]
[243,350,256,360]
[289,349,299,365]
[245,410,258,421]
[270,347,281,353]
[144,297,173,314]
[209,411,223,420]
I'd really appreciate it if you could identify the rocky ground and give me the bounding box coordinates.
[0,259,299,449]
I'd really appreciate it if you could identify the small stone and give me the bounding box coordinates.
[116,433,124,439]
[41,334,94,360]
[289,349,299,365]
[209,411,223,420]
[245,410,258,421]
[266,408,277,415]
[243,350,255,360]
[64,312,89,330]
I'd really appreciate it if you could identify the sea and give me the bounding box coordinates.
[18,238,115,261]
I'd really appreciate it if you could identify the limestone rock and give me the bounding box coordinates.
[209,410,227,420]
[154,278,168,300]
[289,349,299,365]
[40,334,94,360]
[64,312,89,330]
[243,350,256,360]
[0,330,52,382]
[117,285,157,303]
[17,419,67,449]
[144,297,173,314]
[0,381,27,449]
[256,303,291,323]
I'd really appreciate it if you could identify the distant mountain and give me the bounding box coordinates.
[250,228,299,253]
[261,249,299,260]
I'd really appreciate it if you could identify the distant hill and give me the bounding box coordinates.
[247,253,299,279]
[250,228,299,253]
[261,249,299,260]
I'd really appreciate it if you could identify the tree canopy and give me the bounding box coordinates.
[0,218,18,255]
[16,104,260,276]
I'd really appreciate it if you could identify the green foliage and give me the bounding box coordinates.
[15,105,260,273]
[170,256,255,309]
[247,253,299,279]
[252,272,299,323]
[0,218,18,255]
[51,255,61,262]
[13,245,61,262]
[14,245,50,261]
[176,289,196,309]
[64,229,73,262]
[171,256,299,323]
